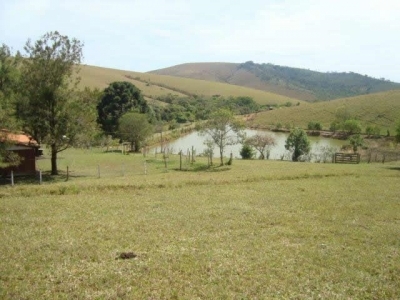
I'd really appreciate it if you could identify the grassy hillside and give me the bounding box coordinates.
[79,64,302,106]
[1,148,399,299]
[248,90,400,132]
[150,61,400,101]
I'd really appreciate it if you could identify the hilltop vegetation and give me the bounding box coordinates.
[150,61,400,101]
[79,64,301,106]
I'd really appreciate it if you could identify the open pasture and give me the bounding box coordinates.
[1,148,399,299]
[249,90,400,133]
[78,65,301,106]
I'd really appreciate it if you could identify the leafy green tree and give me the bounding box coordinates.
[0,44,20,130]
[97,81,149,136]
[72,87,102,148]
[285,128,311,161]
[17,31,83,175]
[343,119,362,135]
[245,132,276,159]
[200,109,244,165]
[308,121,322,131]
[349,134,364,153]
[223,96,259,115]
[0,44,21,167]
[118,112,154,152]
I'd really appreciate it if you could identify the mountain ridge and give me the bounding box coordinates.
[149,61,400,101]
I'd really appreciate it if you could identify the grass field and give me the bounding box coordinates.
[78,65,302,106]
[1,148,399,299]
[248,90,400,133]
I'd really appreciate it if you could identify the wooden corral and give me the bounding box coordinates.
[334,152,360,164]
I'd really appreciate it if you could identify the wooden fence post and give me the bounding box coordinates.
[66,166,69,181]
[179,150,182,170]
[11,170,14,186]
[39,170,42,185]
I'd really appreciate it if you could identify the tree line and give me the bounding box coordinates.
[0,31,261,174]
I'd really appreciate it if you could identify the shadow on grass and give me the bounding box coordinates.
[387,167,400,171]
[174,164,231,172]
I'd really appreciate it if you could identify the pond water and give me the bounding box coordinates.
[153,129,346,161]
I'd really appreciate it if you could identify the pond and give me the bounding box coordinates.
[153,129,347,161]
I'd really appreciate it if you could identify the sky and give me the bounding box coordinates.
[1,0,399,82]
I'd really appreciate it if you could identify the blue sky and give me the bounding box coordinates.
[1,0,399,81]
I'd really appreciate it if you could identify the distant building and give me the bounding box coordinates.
[0,130,42,176]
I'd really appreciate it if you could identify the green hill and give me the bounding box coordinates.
[248,90,400,132]
[78,64,302,106]
[149,61,400,101]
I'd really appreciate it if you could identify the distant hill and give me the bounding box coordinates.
[247,90,400,132]
[149,62,400,102]
[78,64,302,106]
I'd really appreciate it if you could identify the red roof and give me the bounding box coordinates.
[0,129,40,147]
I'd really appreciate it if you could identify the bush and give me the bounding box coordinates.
[240,144,255,159]
[330,121,340,132]
[343,119,362,135]
[365,125,373,136]
[308,121,322,131]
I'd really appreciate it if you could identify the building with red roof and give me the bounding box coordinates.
[0,129,42,176]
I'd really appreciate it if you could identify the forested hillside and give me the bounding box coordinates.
[150,61,400,101]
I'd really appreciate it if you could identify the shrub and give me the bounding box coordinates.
[240,144,255,159]
[343,119,362,135]
[308,121,322,131]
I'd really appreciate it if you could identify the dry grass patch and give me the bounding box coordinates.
[250,90,400,132]
[78,64,302,106]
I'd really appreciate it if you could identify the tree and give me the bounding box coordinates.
[245,132,276,159]
[71,87,102,148]
[118,112,154,152]
[0,44,20,130]
[342,119,362,135]
[203,138,215,166]
[285,128,311,161]
[307,121,322,131]
[200,109,244,165]
[97,81,149,136]
[349,134,364,153]
[0,44,21,166]
[17,31,83,175]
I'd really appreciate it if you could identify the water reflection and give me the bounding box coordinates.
[153,129,346,160]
